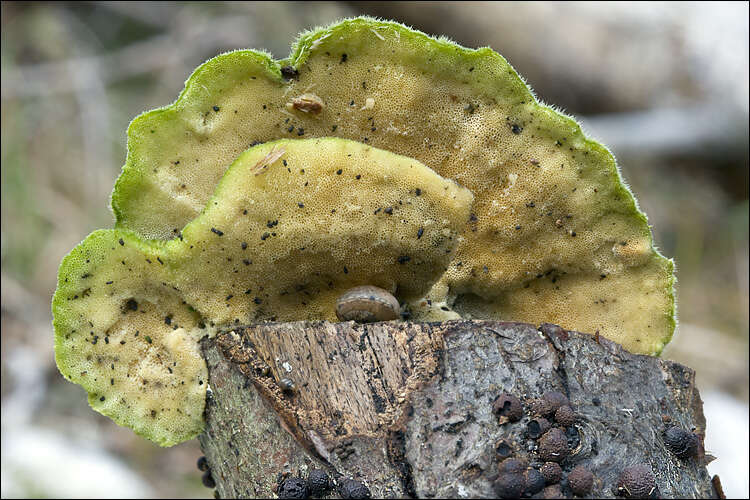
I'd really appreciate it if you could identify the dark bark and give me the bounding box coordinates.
[198,320,719,498]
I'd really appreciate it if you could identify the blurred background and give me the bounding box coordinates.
[1,2,747,498]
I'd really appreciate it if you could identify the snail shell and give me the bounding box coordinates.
[335,285,400,323]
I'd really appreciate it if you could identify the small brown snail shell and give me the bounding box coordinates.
[335,286,400,323]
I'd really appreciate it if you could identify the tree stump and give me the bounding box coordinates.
[198,320,721,498]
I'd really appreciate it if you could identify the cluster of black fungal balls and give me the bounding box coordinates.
[193,403,699,498]
[492,391,656,498]
[491,390,701,498]
[197,457,370,499]
[276,469,371,500]
[492,390,594,498]
[197,456,217,492]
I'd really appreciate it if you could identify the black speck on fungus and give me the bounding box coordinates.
[197,456,209,471]
[280,66,299,80]
[307,469,331,496]
[278,477,308,499]
[569,465,594,496]
[540,462,563,484]
[662,425,699,458]
[492,393,523,423]
[538,428,569,462]
[616,464,659,498]
[338,478,371,499]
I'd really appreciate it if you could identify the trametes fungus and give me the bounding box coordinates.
[54,17,675,446]
[53,138,472,445]
[109,17,675,354]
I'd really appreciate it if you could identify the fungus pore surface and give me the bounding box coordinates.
[55,16,677,447]
[53,138,472,445]
[109,17,675,355]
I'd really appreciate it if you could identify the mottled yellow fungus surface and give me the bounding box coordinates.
[110,17,675,356]
[53,138,473,445]
[53,230,207,447]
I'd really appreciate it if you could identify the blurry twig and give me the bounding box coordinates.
[89,1,177,29]
[578,103,749,161]
[57,7,114,203]
[0,272,50,329]
[1,15,259,99]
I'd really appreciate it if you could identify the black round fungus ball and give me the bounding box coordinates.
[338,478,371,499]
[495,439,514,460]
[568,465,594,496]
[554,405,577,427]
[278,477,309,499]
[538,428,569,462]
[524,468,546,495]
[541,462,563,484]
[493,393,523,423]
[307,469,331,496]
[527,417,552,439]
[528,397,556,417]
[662,426,699,458]
[494,472,525,499]
[543,391,570,413]
[616,464,658,498]
[201,470,216,489]
[498,458,527,475]
[197,455,209,472]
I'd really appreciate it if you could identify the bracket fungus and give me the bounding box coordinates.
[53,138,472,445]
[54,17,676,446]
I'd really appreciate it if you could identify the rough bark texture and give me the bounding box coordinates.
[198,320,719,499]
